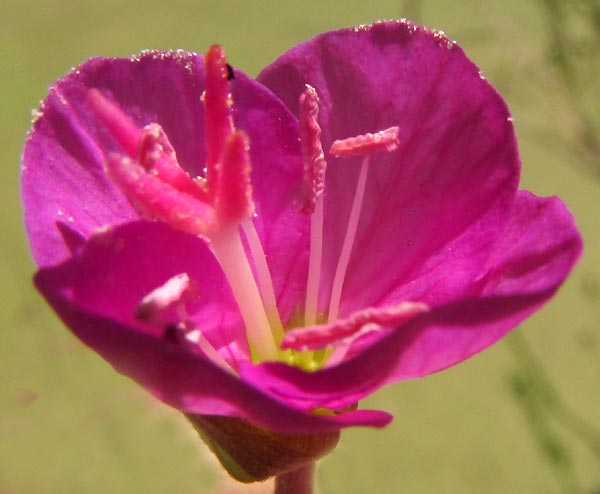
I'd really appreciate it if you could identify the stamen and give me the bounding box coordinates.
[327,155,369,323]
[241,219,285,341]
[135,273,198,326]
[94,45,285,365]
[299,85,327,326]
[135,276,237,374]
[327,126,400,323]
[305,196,324,327]
[185,329,237,374]
[210,226,278,361]
[282,302,429,351]
[204,45,235,200]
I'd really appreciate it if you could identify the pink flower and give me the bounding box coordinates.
[22,21,581,440]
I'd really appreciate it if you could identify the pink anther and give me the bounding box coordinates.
[330,126,400,158]
[299,85,327,213]
[135,273,199,326]
[282,301,429,351]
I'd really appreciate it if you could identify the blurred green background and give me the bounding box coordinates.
[1,1,599,493]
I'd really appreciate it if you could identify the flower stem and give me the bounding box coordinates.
[274,462,316,494]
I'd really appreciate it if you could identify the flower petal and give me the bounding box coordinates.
[34,224,390,433]
[258,20,520,314]
[241,191,582,409]
[379,190,583,380]
[22,50,308,325]
[35,222,245,352]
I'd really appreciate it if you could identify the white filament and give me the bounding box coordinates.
[241,219,284,342]
[304,193,324,326]
[210,226,277,361]
[327,155,370,323]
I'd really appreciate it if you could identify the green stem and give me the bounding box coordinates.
[506,332,600,460]
[274,462,315,494]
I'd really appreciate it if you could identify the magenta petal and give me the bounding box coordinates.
[37,281,391,433]
[481,190,583,297]
[259,20,520,313]
[381,190,583,380]
[34,222,245,351]
[241,191,581,409]
[34,221,390,433]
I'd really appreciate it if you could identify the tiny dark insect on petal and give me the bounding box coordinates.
[226,63,235,81]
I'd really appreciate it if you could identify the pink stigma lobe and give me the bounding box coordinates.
[89,45,256,237]
[88,90,206,202]
[105,154,218,236]
[137,123,208,201]
[87,89,140,158]
[214,131,255,224]
[204,45,235,200]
